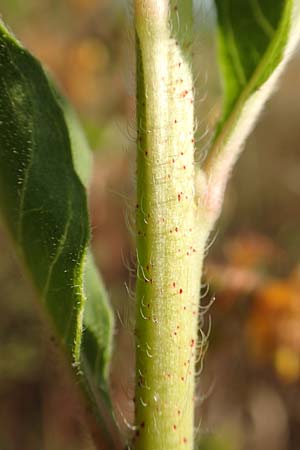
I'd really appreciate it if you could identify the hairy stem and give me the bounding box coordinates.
[134,2,210,449]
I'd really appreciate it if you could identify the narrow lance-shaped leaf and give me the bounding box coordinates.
[0,20,118,446]
[202,0,300,223]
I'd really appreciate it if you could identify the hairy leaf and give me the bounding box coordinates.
[215,0,297,124]
[0,20,116,437]
[54,87,115,400]
[203,0,300,221]
[83,253,114,392]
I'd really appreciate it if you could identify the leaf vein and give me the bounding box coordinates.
[249,0,275,38]
[42,197,73,299]
[224,4,247,86]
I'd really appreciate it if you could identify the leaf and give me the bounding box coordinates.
[0,20,117,444]
[53,84,115,405]
[82,253,114,393]
[215,0,298,126]
[203,0,300,221]
[49,79,93,187]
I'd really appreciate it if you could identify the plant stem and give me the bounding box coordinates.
[134,2,210,449]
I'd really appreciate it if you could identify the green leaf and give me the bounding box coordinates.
[203,0,300,222]
[0,20,117,442]
[49,79,93,188]
[52,81,115,406]
[82,253,114,393]
[215,0,299,128]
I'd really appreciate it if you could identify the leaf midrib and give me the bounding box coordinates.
[204,1,291,170]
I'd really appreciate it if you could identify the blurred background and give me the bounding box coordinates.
[0,1,300,449]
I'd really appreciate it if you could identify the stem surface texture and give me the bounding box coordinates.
[134,2,210,449]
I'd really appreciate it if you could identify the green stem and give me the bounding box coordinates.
[134,2,210,449]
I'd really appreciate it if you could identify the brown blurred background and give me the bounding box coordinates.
[0,1,300,449]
